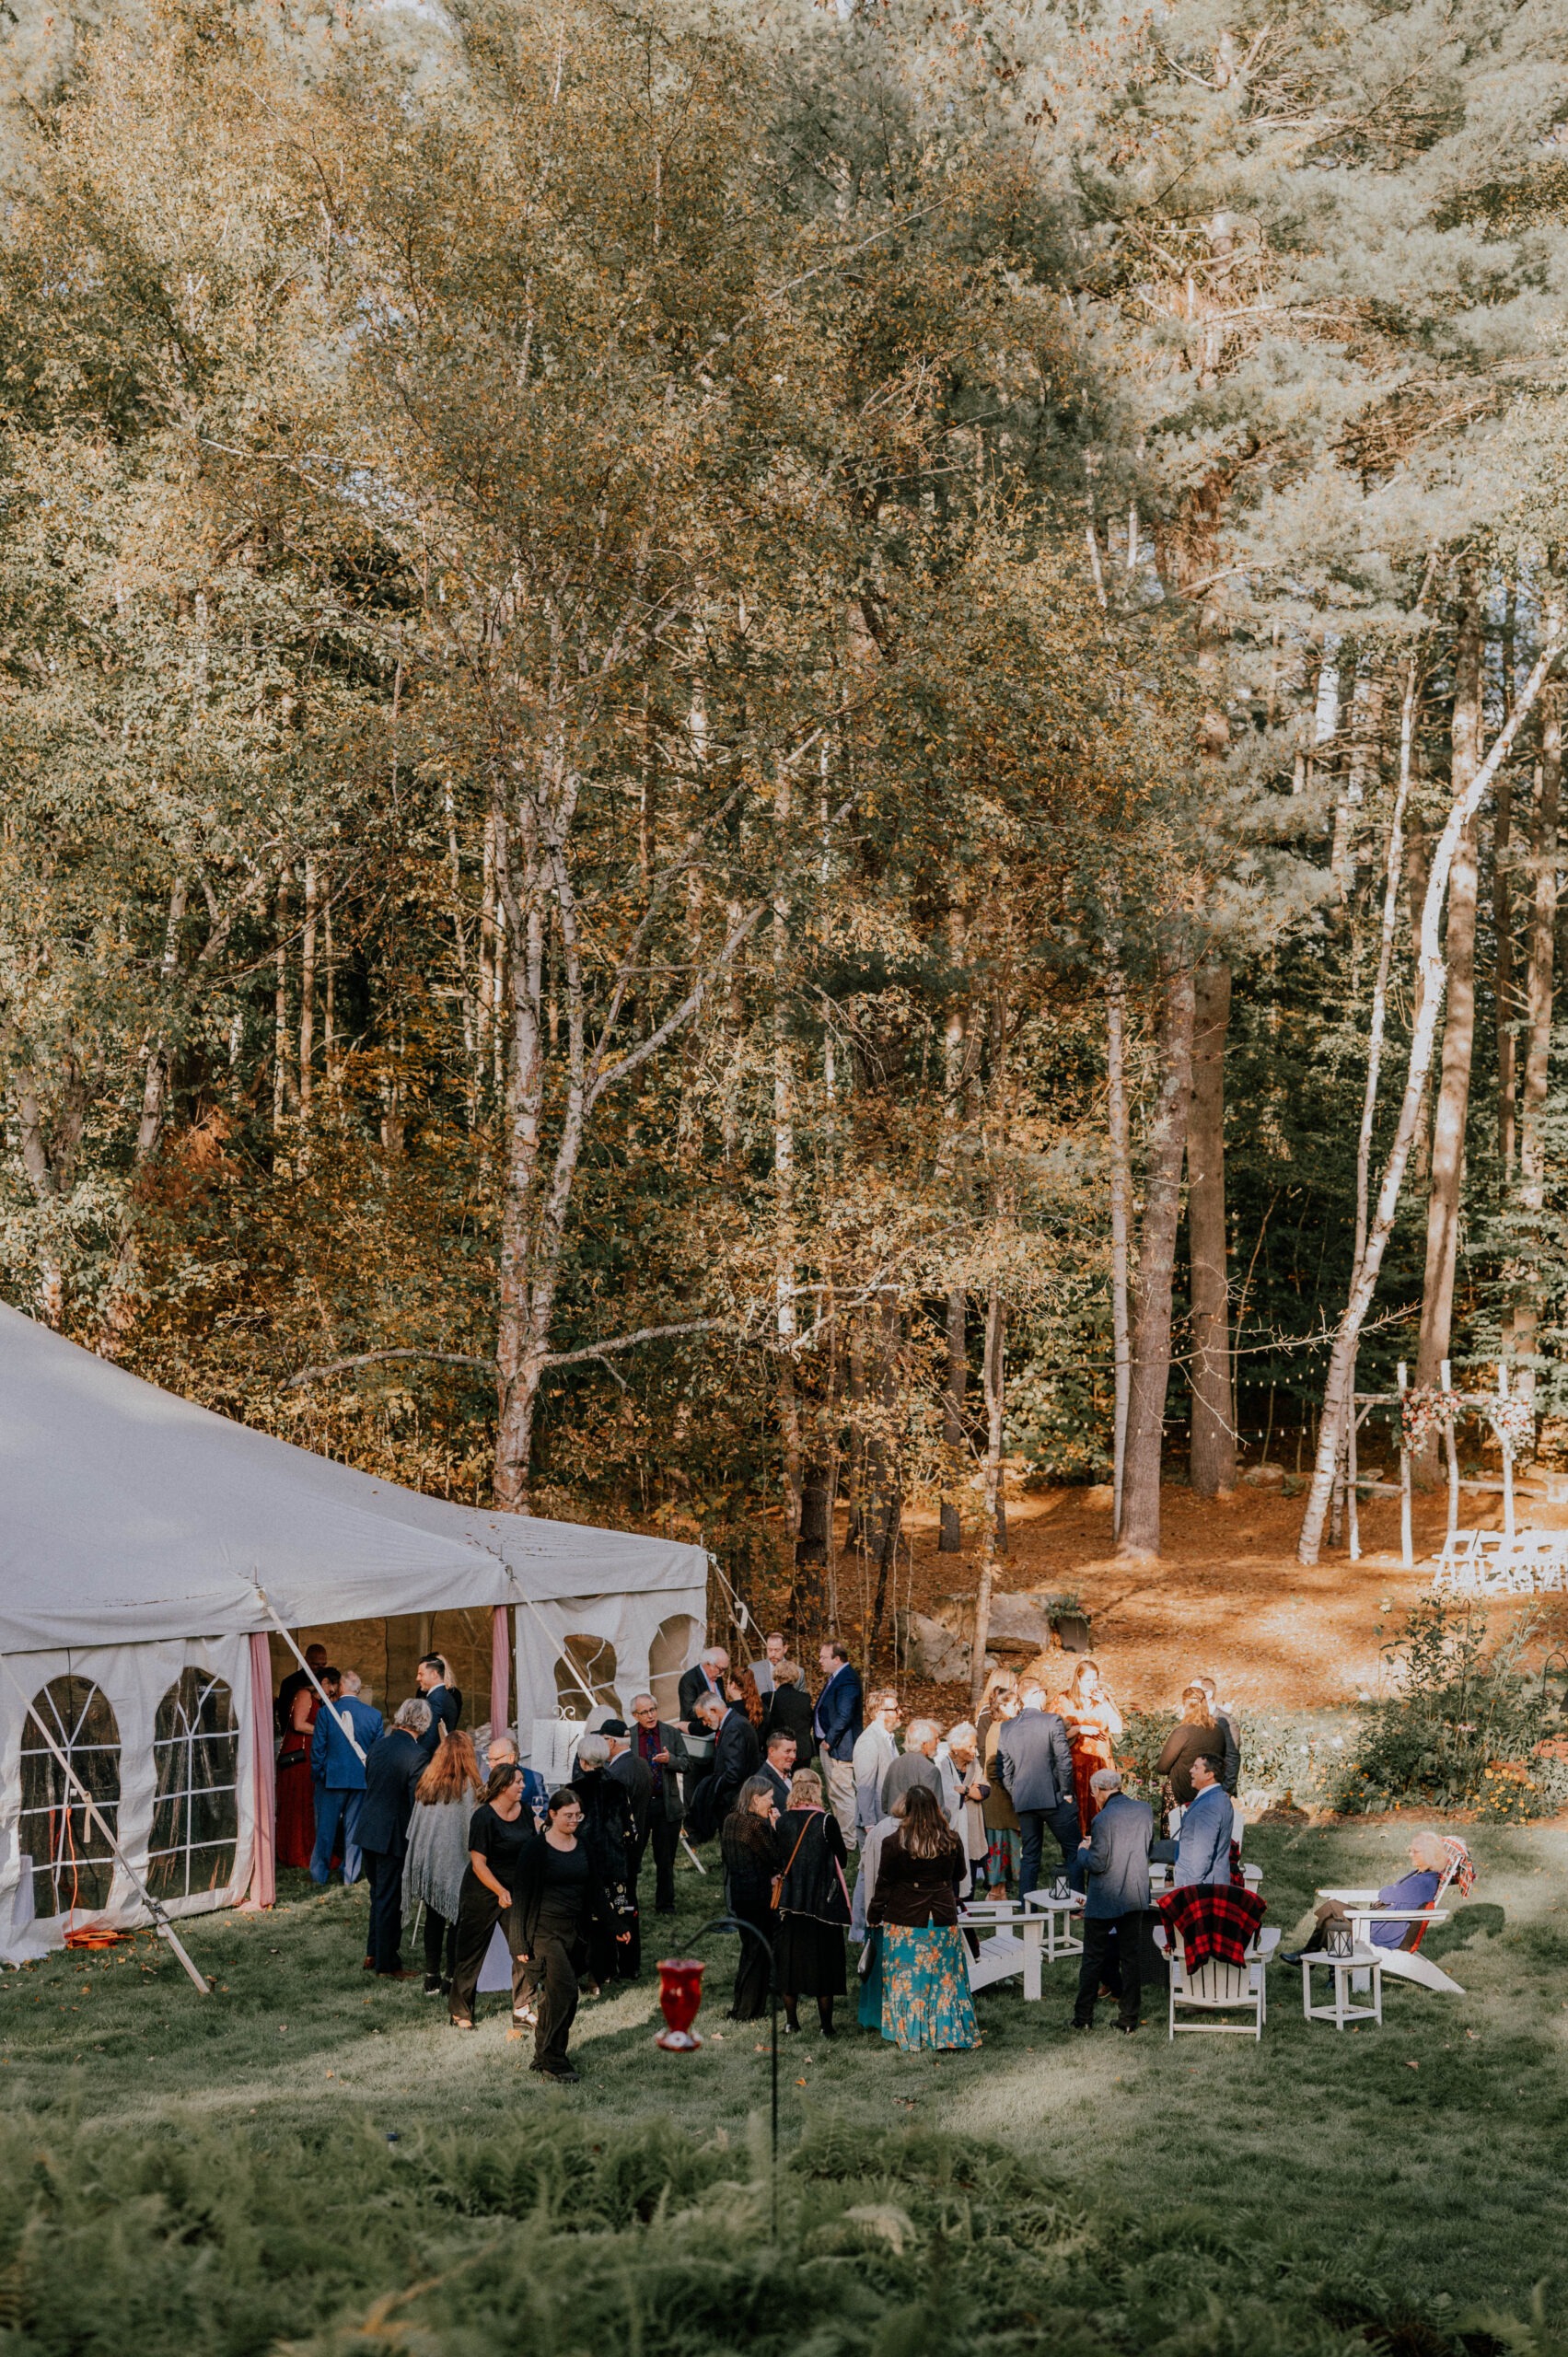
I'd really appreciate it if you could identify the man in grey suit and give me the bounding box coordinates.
[1071,1769,1153,2034]
[994,1678,1080,1900]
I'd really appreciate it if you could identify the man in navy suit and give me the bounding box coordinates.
[355,1698,432,1976]
[994,1678,1080,1900]
[413,1655,459,1761]
[813,1641,864,1848]
[309,1668,383,1887]
[1071,1769,1153,2034]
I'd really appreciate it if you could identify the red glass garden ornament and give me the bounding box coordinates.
[656,1956,705,2049]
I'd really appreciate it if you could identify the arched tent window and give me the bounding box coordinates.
[17,1677,121,1921]
[148,1670,240,1900]
[552,1634,620,1716]
[649,1615,701,1725]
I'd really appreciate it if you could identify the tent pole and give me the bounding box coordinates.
[0,1657,211,1996]
[252,1585,367,1766]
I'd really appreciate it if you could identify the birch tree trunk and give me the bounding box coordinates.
[1187,959,1235,1493]
[970,1276,1006,1710]
[1297,631,1563,1563]
[1413,582,1483,1467]
[1119,946,1195,1559]
[1107,964,1132,1538]
[1510,680,1562,1404]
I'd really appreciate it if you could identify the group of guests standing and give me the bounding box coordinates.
[274,1624,1248,2069]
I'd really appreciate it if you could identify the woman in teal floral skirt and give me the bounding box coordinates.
[867,1785,978,2051]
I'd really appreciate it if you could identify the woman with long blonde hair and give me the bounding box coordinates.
[403,1728,483,1996]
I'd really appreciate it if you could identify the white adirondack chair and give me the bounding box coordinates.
[960,1899,1046,2001]
[1156,1926,1279,2039]
[1315,1846,1471,1997]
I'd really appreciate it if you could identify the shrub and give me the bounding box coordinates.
[1333,1599,1558,1819]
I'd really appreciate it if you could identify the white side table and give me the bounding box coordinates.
[1301,1945,1383,2029]
[1023,1887,1086,1964]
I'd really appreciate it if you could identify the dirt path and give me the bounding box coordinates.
[886,1480,1568,1713]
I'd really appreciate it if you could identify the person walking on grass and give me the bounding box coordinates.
[513,1788,629,2083]
[774,1766,852,2038]
[447,1760,539,2030]
[403,1728,482,1997]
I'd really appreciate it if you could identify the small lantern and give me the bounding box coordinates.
[1324,1917,1356,1960]
[655,1956,706,2050]
[1050,1875,1073,1903]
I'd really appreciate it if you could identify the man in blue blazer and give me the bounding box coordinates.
[994,1678,1080,1900]
[309,1668,384,1887]
[356,1698,433,1976]
[1071,1770,1153,2033]
[413,1655,459,1762]
[812,1641,864,1847]
[1172,1751,1235,1887]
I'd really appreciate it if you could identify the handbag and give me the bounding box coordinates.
[772,1817,813,1912]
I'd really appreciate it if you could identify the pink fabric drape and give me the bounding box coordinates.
[491,1605,511,1738]
[245,1630,277,1910]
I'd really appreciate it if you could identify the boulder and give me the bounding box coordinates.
[984,1592,1054,1649]
[900,1611,970,1683]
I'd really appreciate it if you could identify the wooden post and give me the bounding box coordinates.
[1441,1359,1459,1549]
[1347,1397,1361,1562]
[1398,1361,1412,1569]
[1500,1362,1516,1540]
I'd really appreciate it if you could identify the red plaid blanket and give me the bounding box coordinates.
[1157,1882,1266,1975]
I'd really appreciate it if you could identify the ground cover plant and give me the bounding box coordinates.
[1333,1603,1568,1820]
[1,1818,1565,2353]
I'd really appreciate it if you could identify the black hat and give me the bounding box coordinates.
[599,1717,630,1738]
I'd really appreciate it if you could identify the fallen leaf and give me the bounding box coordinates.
[1405,2060,1419,2072]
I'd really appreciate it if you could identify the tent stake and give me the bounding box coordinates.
[0,1657,211,1995]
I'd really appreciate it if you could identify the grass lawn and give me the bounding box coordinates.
[2,1817,1564,2353]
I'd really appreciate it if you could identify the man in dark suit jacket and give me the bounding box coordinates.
[414,1656,459,1761]
[761,1728,797,1812]
[677,1648,729,1735]
[812,1642,864,1848]
[1071,1771,1153,2034]
[994,1678,1080,1900]
[691,1691,759,1838]
[603,1719,653,1839]
[355,1699,432,1975]
[627,1692,691,1913]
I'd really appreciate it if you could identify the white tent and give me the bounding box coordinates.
[0,1303,707,1962]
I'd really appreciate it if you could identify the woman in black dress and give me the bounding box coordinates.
[571,1735,639,1986]
[761,1660,817,1760]
[447,1762,538,2029]
[773,1766,850,2037]
[721,1775,780,2021]
[513,1789,628,2083]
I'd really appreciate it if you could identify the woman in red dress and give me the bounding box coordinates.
[276,1678,323,1870]
[1052,1658,1123,1830]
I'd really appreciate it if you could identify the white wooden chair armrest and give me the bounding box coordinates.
[1342,1907,1448,1926]
[1317,1887,1383,1903]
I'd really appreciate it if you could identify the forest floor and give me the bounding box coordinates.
[3,1821,1566,2345]
[882,1477,1568,1716]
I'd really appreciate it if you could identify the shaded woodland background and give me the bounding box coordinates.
[4,0,1568,1647]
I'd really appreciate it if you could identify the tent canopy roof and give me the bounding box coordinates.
[0,1306,705,1654]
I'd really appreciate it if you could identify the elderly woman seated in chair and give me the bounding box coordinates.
[1280,1829,1450,1965]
